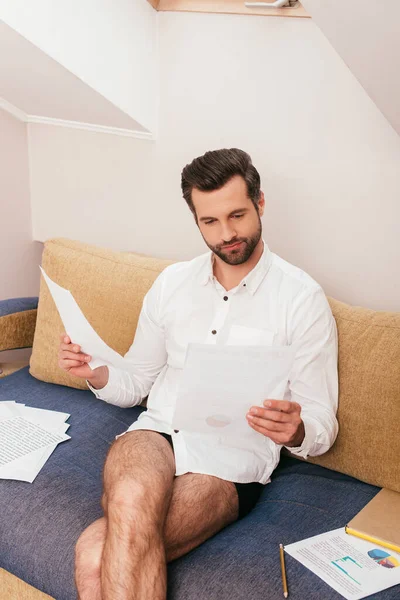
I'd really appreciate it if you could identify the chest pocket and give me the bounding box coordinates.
[226,325,275,346]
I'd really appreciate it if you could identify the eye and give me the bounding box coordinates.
[232,214,244,219]
[205,220,215,225]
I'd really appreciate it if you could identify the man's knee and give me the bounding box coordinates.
[105,479,147,509]
[75,522,104,576]
[104,478,173,535]
[103,431,175,492]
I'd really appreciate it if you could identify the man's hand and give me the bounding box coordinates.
[58,332,109,389]
[246,400,305,447]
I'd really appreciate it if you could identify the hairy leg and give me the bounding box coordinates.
[93,430,175,600]
[164,473,239,561]
[75,472,238,600]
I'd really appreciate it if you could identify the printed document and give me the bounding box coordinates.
[172,343,295,440]
[285,528,400,599]
[0,401,70,482]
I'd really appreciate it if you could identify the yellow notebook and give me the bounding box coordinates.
[345,488,400,554]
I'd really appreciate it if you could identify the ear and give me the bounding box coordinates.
[258,191,265,217]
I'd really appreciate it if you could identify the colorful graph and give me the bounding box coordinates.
[368,549,400,569]
[332,556,362,585]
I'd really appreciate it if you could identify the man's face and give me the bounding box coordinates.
[192,175,265,266]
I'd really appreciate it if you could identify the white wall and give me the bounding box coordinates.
[0,109,43,301]
[0,0,158,132]
[28,13,400,312]
[302,0,400,136]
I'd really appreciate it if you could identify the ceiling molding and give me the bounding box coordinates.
[27,116,154,140]
[0,96,28,121]
[0,97,154,140]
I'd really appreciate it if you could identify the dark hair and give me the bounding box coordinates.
[181,148,261,217]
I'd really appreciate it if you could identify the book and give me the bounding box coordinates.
[345,488,400,554]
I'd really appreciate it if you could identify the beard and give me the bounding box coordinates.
[203,216,262,266]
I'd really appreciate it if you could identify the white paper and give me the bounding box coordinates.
[0,402,72,482]
[0,421,70,483]
[0,402,68,429]
[40,266,129,371]
[285,528,400,599]
[22,405,70,429]
[171,343,295,441]
[3,406,70,482]
[0,402,22,420]
[0,416,70,466]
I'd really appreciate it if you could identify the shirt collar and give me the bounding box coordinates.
[199,239,273,295]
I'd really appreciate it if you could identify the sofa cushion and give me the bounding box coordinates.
[30,238,173,390]
[308,297,400,493]
[1,368,399,600]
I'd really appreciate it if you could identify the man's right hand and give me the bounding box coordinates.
[58,333,109,390]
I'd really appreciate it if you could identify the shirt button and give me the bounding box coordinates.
[212,329,217,335]
[223,296,228,301]
[243,283,246,287]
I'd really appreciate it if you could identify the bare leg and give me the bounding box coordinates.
[164,473,239,561]
[75,472,239,600]
[99,430,175,600]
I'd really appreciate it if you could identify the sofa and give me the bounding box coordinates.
[1,237,399,600]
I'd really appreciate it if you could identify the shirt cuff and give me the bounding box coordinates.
[284,417,320,459]
[86,365,119,402]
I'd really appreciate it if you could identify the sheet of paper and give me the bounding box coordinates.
[0,403,68,428]
[22,405,70,429]
[0,401,72,482]
[171,343,295,441]
[40,266,129,370]
[0,422,71,483]
[0,416,70,466]
[285,528,400,600]
[0,402,21,420]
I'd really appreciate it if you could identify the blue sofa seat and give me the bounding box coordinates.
[0,367,398,599]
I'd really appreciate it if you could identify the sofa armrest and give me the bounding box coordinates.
[0,297,38,352]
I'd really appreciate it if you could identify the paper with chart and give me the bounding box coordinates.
[172,343,295,441]
[40,266,129,371]
[0,401,70,482]
[285,528,400,599]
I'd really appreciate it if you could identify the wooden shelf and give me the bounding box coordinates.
[152,0,310,18]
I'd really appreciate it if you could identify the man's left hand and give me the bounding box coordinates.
[246,400,305,447]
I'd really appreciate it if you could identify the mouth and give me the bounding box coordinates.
[222,241,244,251]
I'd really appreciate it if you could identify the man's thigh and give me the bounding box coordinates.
[164,472,239,561]
[102,429,176,513]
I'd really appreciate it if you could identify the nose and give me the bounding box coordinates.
[221,222,237,244]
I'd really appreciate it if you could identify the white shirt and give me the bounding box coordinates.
[88,241,338,484]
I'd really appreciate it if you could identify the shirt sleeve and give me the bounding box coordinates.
[284,286,339,459]
[86,269,168,408]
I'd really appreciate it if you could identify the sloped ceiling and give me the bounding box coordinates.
[0,20,146,131]
[302,0,400,136]
[0,0,158,134]
[1,1,399,138]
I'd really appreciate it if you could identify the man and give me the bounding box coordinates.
[59,148,338,600]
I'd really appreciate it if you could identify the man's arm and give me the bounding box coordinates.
[285,287,339,457]
[247,287,339,457]
[87,270,168,408]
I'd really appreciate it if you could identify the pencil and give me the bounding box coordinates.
[279,543,288,598]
